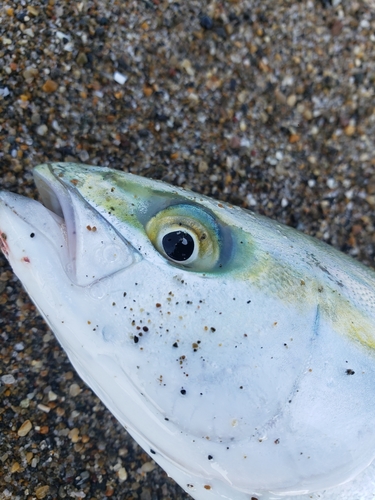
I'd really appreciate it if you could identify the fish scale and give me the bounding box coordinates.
[1,162,375,499]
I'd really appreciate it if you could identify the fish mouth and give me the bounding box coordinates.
[32,163,139,286]
[33,163,76,262]
[34,168,66,220]
[1,163,139,286]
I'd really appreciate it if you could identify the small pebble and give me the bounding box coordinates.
[281,198,289,208]
[68,428,80,443]
[199,15,213,30]
[1,374,16,384]
[76,52,88,66]
[69,492,86,498]
[24,28,34,37]
[286,94,297,107]
[118,467,128,482]
[27,5,39,16]
[36,124,48,136]
[17,420,32,437]
[275,151,283,161]
[35,485,50,499]
[344,124,356,136]
[327,178,337,189]
[198,161,208,173]
[48,390,58,401]
[141,461,156,473]
[42,80,58,93]
[11,462,20,473]
[78,150,90,162]
[69,383,82,397]
[113,71,127,85]
[37,403,51,413]
[181,59,194,76]
[43,332,53,342]
[289,134,300,143]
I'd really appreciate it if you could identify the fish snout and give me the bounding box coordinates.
[0,187,140,288]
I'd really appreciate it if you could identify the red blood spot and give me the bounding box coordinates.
[22,257,30,263]
[0,232,9,256]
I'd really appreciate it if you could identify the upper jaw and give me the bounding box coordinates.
[33,163,77,268]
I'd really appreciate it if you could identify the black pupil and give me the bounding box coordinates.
[162,231,195,261]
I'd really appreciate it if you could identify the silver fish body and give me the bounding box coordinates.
[1,163,375,500]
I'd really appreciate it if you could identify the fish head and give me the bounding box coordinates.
[2,163,375,500]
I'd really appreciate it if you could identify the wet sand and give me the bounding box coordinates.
[1,1,375,499]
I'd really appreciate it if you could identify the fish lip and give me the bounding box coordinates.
[33,168,64,218]
[0,188,68,270]
[33,163,141,285]
[33,163,71,220]
[33,163,77,263]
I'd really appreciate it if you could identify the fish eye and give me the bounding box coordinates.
[161,228,197,263]
[145,204,221,270]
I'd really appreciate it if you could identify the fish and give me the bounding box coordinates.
[1,162,375,500]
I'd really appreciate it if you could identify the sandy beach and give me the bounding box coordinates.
[1,1,375,498]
